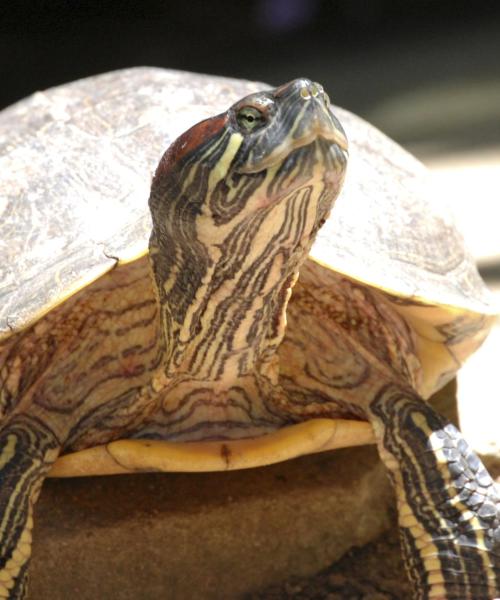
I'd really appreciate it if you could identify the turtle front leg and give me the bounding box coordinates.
[0,414,60,599]
[368,384,500,600]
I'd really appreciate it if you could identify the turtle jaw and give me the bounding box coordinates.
[235,125,348,176]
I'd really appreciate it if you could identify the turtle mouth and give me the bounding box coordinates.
[297,103,349,151]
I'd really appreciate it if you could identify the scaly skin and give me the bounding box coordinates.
[370,385,500,599]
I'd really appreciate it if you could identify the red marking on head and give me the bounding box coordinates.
[155,112,228,179]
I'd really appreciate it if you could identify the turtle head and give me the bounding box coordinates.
[149,79,348,378]
[150,78,348,227]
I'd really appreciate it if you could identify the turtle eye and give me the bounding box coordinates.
[236,106,266,133]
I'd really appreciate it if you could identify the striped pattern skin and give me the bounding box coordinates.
[0,415,59,598]
[0,257,163,454]
[143,79,348,441]
[370,386,500,599]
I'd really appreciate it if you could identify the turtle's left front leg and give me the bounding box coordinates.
[368,384,500,600]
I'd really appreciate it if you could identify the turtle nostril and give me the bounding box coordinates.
[299,81,321,100]
[300,86,312,100]
[299,81,329,106]
[310,83,320,97]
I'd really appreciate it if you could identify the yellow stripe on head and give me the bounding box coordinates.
[207,132,243,192]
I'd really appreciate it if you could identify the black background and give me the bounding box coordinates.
[2,0,500,154]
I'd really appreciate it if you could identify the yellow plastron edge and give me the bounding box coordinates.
[49,419,375,477]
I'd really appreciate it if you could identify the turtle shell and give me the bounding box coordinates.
[0,67,495,344]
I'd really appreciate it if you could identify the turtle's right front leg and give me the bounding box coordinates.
[0,414,60,599]
[368,384,500,600]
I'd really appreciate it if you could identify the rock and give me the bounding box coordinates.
[31,446,392,599]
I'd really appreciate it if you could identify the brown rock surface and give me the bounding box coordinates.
[31,445,393,599]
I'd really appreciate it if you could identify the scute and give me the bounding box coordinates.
[0,67,496,343]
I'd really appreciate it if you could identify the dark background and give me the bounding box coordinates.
[2,0,500,156]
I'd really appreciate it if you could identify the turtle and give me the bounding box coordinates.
[0,67,499,600]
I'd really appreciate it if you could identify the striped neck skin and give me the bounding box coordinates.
[148,79,348,388]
